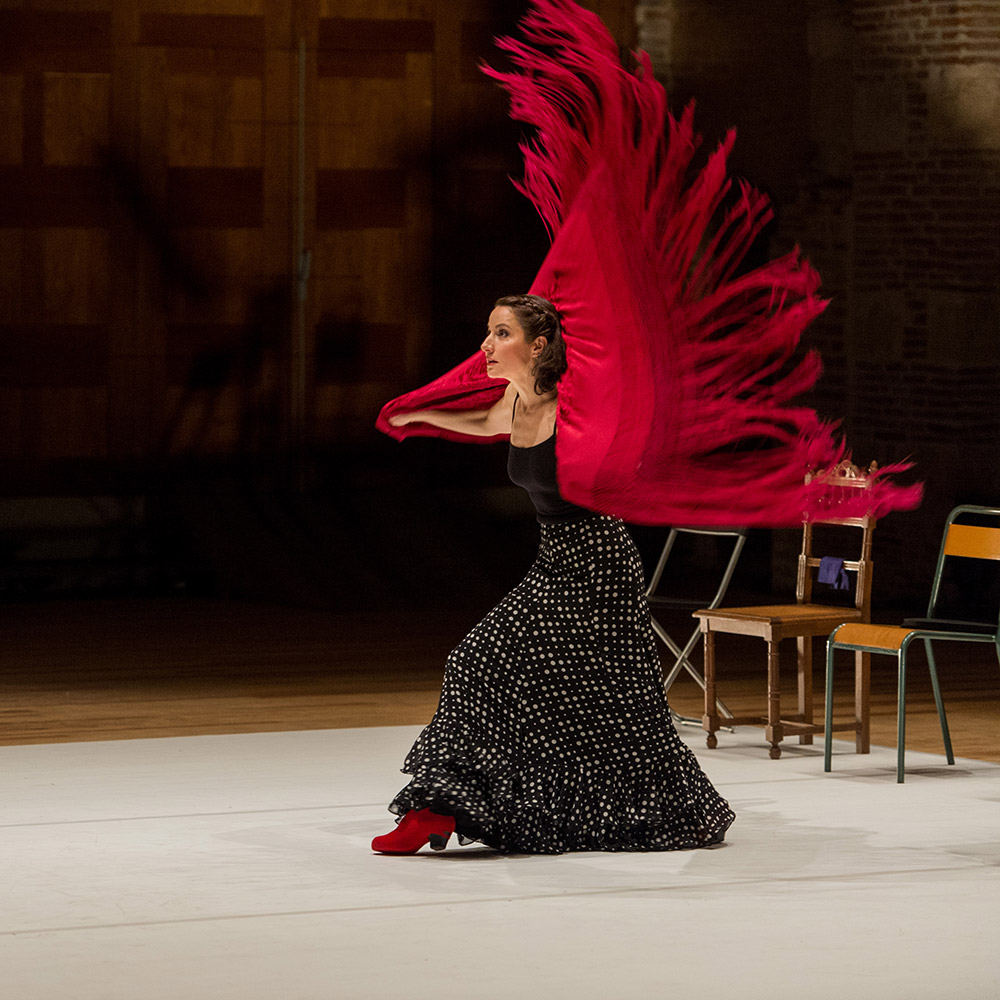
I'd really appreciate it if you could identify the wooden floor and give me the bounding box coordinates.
[4,597,1000,763]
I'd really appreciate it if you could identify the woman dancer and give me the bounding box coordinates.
[371,0,918,849]
[371,294,735,854]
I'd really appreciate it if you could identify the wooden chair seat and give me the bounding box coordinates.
[697,604,863,634]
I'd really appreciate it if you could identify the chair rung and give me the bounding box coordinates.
[648,597,706,609]
[806,558,862,571]
[900,617,997,636]
[779,723,822,735]
[707,714,768,728]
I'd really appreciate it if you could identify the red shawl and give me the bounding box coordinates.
[376,0,921,526]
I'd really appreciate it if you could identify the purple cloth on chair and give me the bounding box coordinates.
[818,557,850,590]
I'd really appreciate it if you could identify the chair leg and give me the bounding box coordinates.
[924,638,954,766]
[702,631,719,749]
[855,650,870,754]
[653,619,734,722]
[765,639,782,759]
[651,617,686,683]
[897,650,907,783]
[824,641,836,772]
[796,635,813,745]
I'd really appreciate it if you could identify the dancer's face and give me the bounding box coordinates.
[481,306,543,381]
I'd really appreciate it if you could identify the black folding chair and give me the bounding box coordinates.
[645,527,748,726]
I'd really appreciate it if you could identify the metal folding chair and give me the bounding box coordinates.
[645,527,748,725]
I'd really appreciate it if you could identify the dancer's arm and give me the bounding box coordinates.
[389,383,515,437]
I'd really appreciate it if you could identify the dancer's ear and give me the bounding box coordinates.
[531,335,547,356]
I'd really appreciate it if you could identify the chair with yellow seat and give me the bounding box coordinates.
[693,461,878,759]
[825,504,1000,782]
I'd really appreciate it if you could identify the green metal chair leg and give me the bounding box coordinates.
[897,649,907,783]
[924,638,954,765]
[824,640,836,772]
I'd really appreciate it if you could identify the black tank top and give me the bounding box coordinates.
[507,401,591,524]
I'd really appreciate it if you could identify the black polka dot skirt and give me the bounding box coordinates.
[388,515,735,853]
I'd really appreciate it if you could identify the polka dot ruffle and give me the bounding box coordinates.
[388,516,735,853]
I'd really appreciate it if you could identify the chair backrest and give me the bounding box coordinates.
[927,505,1000,624]
[797,461,877,614]
[645,527,748,610]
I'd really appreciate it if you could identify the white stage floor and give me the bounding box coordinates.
[2,725,998,999]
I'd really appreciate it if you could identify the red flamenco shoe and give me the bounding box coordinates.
[371,808,456,855]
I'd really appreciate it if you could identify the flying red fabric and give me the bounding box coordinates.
[376,0,922,526]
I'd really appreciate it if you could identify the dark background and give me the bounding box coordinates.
[1,0,998,618]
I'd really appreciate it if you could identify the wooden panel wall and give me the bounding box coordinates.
[0,1,636,483]
[0,9,114,464]
[139,4,284,455]
[312,0,435,436]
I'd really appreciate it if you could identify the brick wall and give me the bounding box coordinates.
[638,0,1000,602]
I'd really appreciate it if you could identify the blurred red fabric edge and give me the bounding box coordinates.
[375,166,922,526]
[375,0,923,526]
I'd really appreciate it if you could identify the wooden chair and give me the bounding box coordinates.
[692,461,877,758]
[825,504,1000,782]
